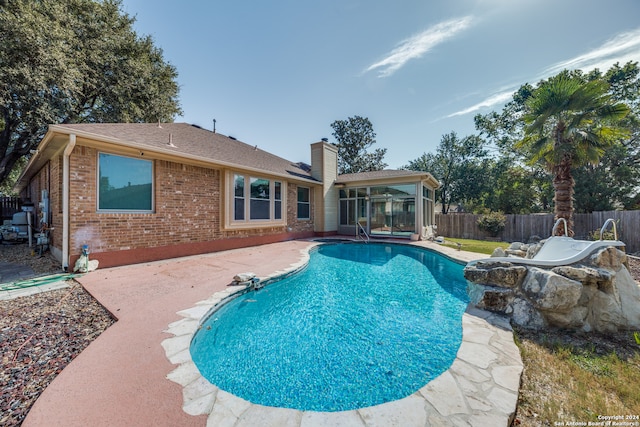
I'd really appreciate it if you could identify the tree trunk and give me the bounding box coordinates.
[552,156,575,236]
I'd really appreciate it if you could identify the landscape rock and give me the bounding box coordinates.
[491,247,507,258]
[522,268,582,312]
[591,247,625,270]
[526,241,543,259]
[606,266,640,328]
[551,265,613,291]
[505,242,528,258]
[467,283,513,312]
[508,242,526,251]
[464,263,527,288]
[465,243,640,333]
[510,298,545,329]
[505,249,527,258]
[544,306,588,329]
[586,290,625,332]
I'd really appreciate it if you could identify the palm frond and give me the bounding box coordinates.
[597,102,631,121]
[596,125,631,143]
[526,135,554,164]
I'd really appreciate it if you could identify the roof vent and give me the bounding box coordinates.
[167,133,176,147]
[228,135,237,140]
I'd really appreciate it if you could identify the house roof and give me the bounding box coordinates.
[17,122,441,192]
[336,169,440,188]
[18,123,320,189]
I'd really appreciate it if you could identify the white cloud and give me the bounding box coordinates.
[364,16,474,78]
[543,27,640,76]
[446,90,514,118]
[447,27,640,118]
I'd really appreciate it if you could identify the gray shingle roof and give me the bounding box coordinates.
[52,122,318,182]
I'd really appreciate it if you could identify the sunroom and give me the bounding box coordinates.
[334,170,440,239]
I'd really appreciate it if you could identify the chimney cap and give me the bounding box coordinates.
[321,137,328,142]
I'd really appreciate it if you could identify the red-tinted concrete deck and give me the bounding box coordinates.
[23,240,318,427]
[23,240,499,427]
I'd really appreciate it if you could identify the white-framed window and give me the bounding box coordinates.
[228,171,284,227]
[339,188,366,225]
[234,174,245,220]
[250,177,270,220]
[274,181,282,220]
[98,152,153,212]
[297,186,310,220]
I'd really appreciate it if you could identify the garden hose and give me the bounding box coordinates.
[0,273,79,292]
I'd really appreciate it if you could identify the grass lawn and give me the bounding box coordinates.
[439,236,509,255]
[513,329,640,426]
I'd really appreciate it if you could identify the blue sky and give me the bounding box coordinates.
[121,0,640,169]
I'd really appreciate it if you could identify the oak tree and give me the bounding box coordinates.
[0,0,182,187]
[330,116,387,174]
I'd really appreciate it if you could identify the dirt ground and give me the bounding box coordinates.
[0,243,60,278]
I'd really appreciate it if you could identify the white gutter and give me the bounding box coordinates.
[13,128,55,193]
[62,134,76,271]
[48,124,321,185]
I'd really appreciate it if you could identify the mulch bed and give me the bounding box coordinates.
[0,244,115,426]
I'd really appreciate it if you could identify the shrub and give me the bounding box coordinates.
[589,220,619,241]
[477,211,506,237]
[589,229,617,241]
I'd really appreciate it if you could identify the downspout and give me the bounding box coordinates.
[62,134,76,271]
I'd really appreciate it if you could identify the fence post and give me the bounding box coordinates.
[1,196,22,221]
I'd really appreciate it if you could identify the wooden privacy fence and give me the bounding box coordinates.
[435,210,640,254]
[1,196,21,221]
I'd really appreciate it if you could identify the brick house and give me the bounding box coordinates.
[15,123,438,270]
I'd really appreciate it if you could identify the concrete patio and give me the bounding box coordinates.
[22,240,522,427]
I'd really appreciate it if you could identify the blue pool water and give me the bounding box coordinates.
[190,243,469,412]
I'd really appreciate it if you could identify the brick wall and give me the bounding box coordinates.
[55,145,316,266]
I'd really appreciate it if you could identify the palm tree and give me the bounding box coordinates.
[517,71,630,236]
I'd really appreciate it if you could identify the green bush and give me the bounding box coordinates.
[589,220,619,241]
[477,212,506,237]
[589,229,617,241]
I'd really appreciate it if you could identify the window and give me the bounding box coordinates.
[98,153,153,211]
[297,187,310,219]
[422,184,434,226]
[274,182,282,220]
[250,177,270,220]
[229,171,284,226]
[339,188,366,226]
[234,175,245,220]
[370,184,415,197]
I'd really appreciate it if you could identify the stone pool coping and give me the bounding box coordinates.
[162,241,523,426]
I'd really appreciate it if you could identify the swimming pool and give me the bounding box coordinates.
[190,243,469,412]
